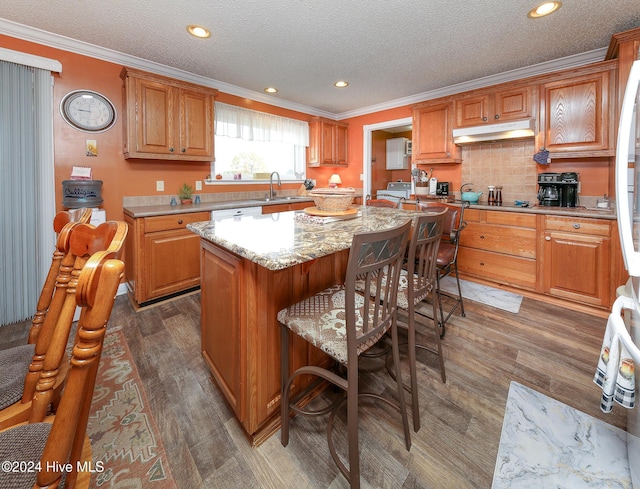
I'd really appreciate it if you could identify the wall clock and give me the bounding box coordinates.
[60,89,117,133]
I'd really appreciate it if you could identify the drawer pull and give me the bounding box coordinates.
[480,235,485,239]
[480,262,485,266]
[545,236,551,241]
[573,223,580,229]
[178,219,183,224]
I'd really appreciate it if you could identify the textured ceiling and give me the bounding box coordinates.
[1,0,640,117]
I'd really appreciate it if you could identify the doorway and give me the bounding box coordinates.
[362,117,412,198]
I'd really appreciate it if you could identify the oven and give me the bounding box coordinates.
[376,182,411,204]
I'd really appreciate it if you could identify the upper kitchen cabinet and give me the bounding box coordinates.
[121,67,218,161]
[538,61,617,158]
[307,117,348,167]
[454,85,534,128]
[412,101,461,164]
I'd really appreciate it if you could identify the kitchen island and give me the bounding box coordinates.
[187,206,421,445]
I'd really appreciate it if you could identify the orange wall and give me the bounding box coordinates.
[0,34,315,222]
[1,33,612,221]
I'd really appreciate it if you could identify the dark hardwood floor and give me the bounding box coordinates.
[1,291,626,488]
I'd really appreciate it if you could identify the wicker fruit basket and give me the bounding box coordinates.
[309,188,355,212]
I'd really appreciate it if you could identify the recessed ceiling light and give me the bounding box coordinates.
[187,25,211,38]
[264,87,278,94]
[527,1,562,18]
[334,81,349,88]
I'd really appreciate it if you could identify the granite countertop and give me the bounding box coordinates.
[187,206,427,271]
[407,199,617,220]
[123,196,316,218]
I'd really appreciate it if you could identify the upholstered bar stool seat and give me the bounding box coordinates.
[0,344,35,409]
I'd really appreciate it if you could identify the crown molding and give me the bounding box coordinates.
[0,18,608,121]
[0,18,335,118]
[335,47,609,120]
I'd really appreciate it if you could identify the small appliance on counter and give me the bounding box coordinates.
[537,172,579,207]
[436,181,449,196]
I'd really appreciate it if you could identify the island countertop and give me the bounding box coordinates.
[187,206,422,271]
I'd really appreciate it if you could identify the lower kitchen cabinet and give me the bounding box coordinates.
[124,211,210,305]
[541,215,612,307]
[458,209,537,290]
[261,201,309,214]
[199,239,341,445]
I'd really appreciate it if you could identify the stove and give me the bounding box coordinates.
[376,182,412,203]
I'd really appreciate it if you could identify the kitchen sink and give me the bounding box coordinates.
[256,196,310,203]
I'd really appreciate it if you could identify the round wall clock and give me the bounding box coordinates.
[60,89,117,133]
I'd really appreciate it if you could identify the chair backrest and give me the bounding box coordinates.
[406,210,447,304]
[37,250,125,488]
[23,221,127,417]
[28,208,92,344]
[345,221,411,358]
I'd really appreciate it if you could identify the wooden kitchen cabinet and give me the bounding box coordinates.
[200,239,341,444]
[307,117,348,167]
[411,101,461,164]
[538,61,616,158]
[124,211,210,305]
[261,201,309,214]
[458,209,537,290]
[541,215,612,307]
[454,85,533,128]
[121,67,217,161]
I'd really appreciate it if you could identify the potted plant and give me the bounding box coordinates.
[177,183,193,204]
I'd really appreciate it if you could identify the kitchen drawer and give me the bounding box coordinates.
[544,216,610,236]
[144,211,210,233]
[458,248,537,289]
[464,208,536,228]
[460,222,536,258]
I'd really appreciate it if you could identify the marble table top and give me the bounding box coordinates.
[187,206,430,271]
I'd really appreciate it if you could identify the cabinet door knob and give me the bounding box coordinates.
[482,117,487,121]
[480,235,485,239]
[178,219,183,224]
[573,223,581,229]
[181,148,186,153]
[495,114,500,119]
[169,147,174,153]
[545,236,551,241]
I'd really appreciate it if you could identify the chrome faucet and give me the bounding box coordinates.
[269,171,281,200]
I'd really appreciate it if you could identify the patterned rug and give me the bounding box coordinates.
[87,326,176,488]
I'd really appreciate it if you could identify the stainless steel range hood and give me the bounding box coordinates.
[452,118,535,144]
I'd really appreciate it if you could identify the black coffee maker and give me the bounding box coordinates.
[537,172,579,207]
[560,172,579,207]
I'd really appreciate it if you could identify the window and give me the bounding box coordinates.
[212,102,308,182]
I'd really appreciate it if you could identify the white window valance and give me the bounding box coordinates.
[214,102,309,147]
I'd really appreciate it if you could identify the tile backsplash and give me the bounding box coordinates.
[460,139,539,205]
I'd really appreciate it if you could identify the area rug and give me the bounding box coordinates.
[87,325,176,488]
[492,381,631,488]
[439,276,523,313]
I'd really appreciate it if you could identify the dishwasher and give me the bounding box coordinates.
[210,206,262,220]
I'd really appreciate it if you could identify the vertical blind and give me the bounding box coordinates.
[0,61,55,325]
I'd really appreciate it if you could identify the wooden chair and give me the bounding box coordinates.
[0,249,125,489]
[0,220,127,429]
[28,208,92,344]
[416,201,468,337]
[278,221,412,489]
[365,195,399,208]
